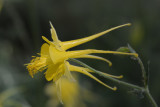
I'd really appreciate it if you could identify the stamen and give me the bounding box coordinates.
[25,56,47,78]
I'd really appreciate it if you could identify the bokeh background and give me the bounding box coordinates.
[0,0,160,107]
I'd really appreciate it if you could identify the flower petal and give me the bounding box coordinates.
[61,23,131,50]
[67,49,138,59]
[55,78,63,104]
[45,63,63,81]
[42,36,55,46]
[49,22,60,44]
[64,61,75,82]
[69,65,117,91]
[49,45,68,64]
[41,43,49,56]
[50,22,62,51]
[87,69,123,79]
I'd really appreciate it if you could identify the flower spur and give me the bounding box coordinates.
[25,22,138,101]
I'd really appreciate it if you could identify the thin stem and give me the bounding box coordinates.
[128,44,147,87]
[145,87,158,107]
[69,58,143,90]
[137,57,148,87]
[69,58,158,107]
[136,59,158,107]
[128,45,158,107]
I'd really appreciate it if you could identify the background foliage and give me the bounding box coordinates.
[0,0,160,107]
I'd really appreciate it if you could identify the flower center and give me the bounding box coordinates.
[26,56,47,77]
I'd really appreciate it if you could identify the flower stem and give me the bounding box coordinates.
[69,58,158,107]
[145,87,158,107]
[128,44,148,87]
[128,45,158,107]
[69,58,143,90]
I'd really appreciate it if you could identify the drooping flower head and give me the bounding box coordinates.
[25,22,138,101]
[45,76,86,107]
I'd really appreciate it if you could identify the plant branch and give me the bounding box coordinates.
[128,44,148,87]
[128,44,158,107]
[69,58,143,90]
[69,58,158,107]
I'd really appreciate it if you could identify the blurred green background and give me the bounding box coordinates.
[0,0,160,107]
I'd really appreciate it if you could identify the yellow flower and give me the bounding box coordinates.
[45,76,86,107]
[25,22,137,101]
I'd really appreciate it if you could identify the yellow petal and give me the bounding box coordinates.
[69,65,117,91]
[61,23,131,50]
[49,22,60,44]
[49,45,68,64]
[87,69,123,79]
[42,36,55,46]
[64,61,75,82]
[50,22,63,51]
[101,72,123,79]
[45,64,57,81]
[75,54,112,66]
[67,49,138,59]
[55,78,63,104]
[41,43,49,56]
[45,63,63,81]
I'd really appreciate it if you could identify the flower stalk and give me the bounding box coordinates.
[128,45,158,107]
[69,58,143,90]
[69,57,158,107]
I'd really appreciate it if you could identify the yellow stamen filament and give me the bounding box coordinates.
[26,57,47,77]
[62,23,131,50]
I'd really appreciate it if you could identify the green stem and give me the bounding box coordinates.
[137,57,148,87]
[128,44,147,87]
[145,87,158,107]
[137,58,158,107]
[128,45,158,107]
[69,58,143,90]
[69,58,158,107]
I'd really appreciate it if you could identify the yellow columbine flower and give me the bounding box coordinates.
[45,76,86,107]
[25,22,137,100]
